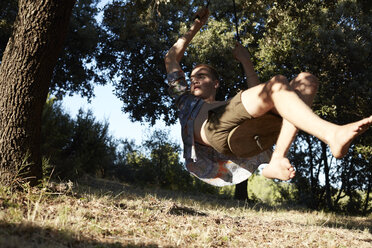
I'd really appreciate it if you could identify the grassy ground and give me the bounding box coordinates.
[0,176,371,248]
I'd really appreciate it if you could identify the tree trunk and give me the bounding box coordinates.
[0,0,75,186]
[363,179,371,215]
[234,179,248,201]
[306,135,317,208]
[321,142,333,210]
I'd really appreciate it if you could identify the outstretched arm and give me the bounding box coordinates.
[232,42,260,88]
[164,8,209,74]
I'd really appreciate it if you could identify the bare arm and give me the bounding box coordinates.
[164,8,209,74]
[232,42,260,88]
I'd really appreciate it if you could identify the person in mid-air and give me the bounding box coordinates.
[164,7,372,182]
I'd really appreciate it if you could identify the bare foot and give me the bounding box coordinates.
[329,116,372,158]
[262,156,295,181]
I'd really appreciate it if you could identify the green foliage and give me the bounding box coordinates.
[98,0,272,122]
[100,0,370,124]
[0,0,105,99]
[247,173,297,206]
[41,97,74,174]
[0,0,17,59]
[51,0,106,99]
[288,131,372,214]
[66,109,117,178]
[98,0,191,124]
[111,130,218,194]
[247,0,371,214]
[41,97,117,179]
[255,0,371,120]
[41,99,217,194]
[2,0,370,213]
[98,0,371,213]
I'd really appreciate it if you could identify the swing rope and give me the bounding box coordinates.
[196,0,240,42]
[232,0,241,42]
[196,0,246,83]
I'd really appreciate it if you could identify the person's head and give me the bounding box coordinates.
[190,64,220,102]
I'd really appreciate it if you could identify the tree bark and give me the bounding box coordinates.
[306,135,317,208]
[363,179,371,215]
[321,142,333,210]
[0,0,75,185]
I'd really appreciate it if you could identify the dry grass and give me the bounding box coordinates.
[0,176,371,248]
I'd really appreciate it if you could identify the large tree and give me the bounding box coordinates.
[0,0,105,185]
[0,0,76,185]
[0,0,104,99]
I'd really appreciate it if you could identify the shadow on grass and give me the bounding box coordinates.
[0,222,172,248]
[75,175,311,212]
[322,218,372,234]
[76,175,272,209]
[75,175,372,234]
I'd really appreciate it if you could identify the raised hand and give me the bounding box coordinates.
[232,42,251,63]
[193,7,209,26]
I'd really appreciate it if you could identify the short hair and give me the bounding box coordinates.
[192,64,219,81]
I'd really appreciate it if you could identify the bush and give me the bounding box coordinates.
[111,130,218,194]
[41,97,117,179]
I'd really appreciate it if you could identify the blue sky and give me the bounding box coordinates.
[62,84,182,145]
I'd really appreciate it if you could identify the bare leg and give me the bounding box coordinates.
[262,72,318,180]
[241,73,372,180]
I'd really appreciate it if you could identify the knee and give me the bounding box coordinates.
[292,72,319,96]
[267,74,290,92]
[297,72,319,88]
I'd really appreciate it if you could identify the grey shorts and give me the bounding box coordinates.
[204,91,252,156]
